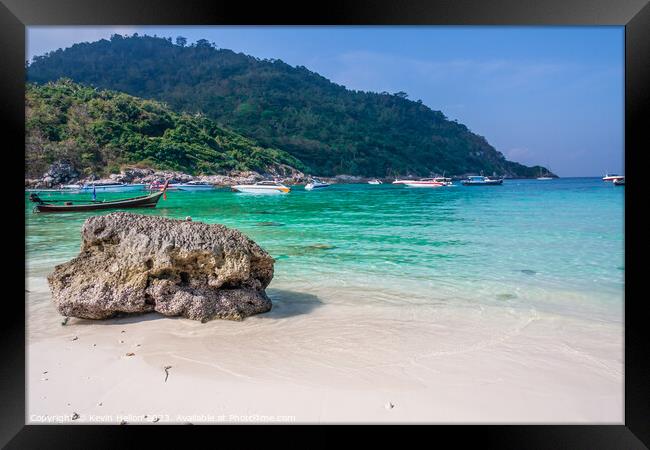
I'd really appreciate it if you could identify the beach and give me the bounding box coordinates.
[26,179,624,423]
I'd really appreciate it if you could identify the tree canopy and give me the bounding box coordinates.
[28,34,549,177]
[26,80,306,178]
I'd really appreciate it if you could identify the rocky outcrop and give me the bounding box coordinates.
[25,163,309,189]
[33,162,79,188]
[47,213,274,321]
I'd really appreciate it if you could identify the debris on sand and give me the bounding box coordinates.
[125,352,135,357]
[61,317,69,326]
[72,412,79,420]
[385,402,395,410]
[164,365,172,382]
[71,336,78,341]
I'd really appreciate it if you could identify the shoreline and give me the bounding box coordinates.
[27,280,623,424]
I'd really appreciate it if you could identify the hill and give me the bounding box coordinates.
[25,80,306,179]
[28,34,550,178]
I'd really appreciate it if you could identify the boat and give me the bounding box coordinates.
[392,179,410,184]
[403,178,446,188]
[80,182,147,192]
[304,178,330,190]
[148,181,183,191]
[537,167,553,180]
[461,176,504,186]
[368,179,383,185]
[231,180,290,194]
[175,181,215,191]
[29,182,168,213]
[432,177,453,186]
[603,173,624,182]
[613,177,625,186]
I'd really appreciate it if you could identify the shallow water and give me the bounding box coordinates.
[25,178,624,324]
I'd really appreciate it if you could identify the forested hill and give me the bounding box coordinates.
[25,80,306,178]
[28,34,549,178]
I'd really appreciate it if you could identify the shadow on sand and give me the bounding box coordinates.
[70,289,323,325]
[262,289,324,319]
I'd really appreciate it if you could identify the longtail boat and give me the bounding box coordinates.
[30,182,168,213]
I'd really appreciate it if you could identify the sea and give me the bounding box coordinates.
[25,178,624,325]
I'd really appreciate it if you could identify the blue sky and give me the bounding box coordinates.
[27,26,624,177]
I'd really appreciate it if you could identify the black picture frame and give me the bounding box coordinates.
[1,0,646,447]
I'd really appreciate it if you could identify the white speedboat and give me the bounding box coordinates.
[148,181,183,191]
[613,177,625,186]
[392,179,410,184]
[305,178,330,190]
[431,177,453,186]
[461,176,503,186]
[175,181,215,191]
[368,179,383,185]
[81,182,147,192]
[232,181,290,194]
[603,173,624,182]
[403,178,446,188]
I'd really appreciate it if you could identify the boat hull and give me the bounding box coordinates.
[305,184,330,190]
[232,186,290,194]
[461,179,503,186]
[33,192,163,212]
[404,182,445,188]
[176,184,215,191]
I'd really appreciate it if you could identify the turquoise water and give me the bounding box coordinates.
[26,178,624,322]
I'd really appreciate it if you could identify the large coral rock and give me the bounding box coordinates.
[48,212,274,321]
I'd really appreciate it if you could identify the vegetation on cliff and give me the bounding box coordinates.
[26,80,306,178]
[28,35,550,178]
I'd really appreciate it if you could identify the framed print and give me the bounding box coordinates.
[1,0,647,447]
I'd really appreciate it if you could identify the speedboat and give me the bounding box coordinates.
[148,181,182,191]
[603,173,624,182]
[175,181,215,191]
[368,179,383,185]
[613,177,625,186]
[403,178,446,188]
[305,178,330,191]
[81,182,147,192]
[232,180,290,194]
[432,177,453,186]
[392,179,410,184]
[461,176,503,186]
[537,167,553,180]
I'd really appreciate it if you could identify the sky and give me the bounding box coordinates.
[27,26,624,177]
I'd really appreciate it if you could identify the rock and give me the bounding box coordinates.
[48,212,274,322]
[41,162,79,187]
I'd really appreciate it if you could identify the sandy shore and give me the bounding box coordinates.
[26,276,623,424]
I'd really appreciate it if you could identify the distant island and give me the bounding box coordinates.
[26,34,554,181]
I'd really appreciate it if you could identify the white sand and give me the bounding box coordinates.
[26,277,623,424]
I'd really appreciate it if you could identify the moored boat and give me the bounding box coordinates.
[81,182,147,192]
[461,176,504,186]
[403,178,446,188]
[175,181,215,191]
[432,177,453,186]
[232,181,290,194]
[613,177,625,186]
[148,181,183,191]
[603,173,624,182]
[368,179,383,185]
[305,178,330,190]
[29,182,168,213]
